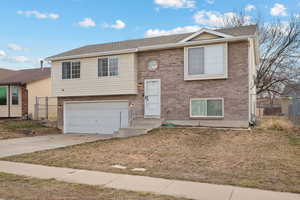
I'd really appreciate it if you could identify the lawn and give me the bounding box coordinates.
[0,120,59,140]
[3,125,300,193]
[0,173,187,200]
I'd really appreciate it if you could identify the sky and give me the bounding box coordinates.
[0,0,299,70]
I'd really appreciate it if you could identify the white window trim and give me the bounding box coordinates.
[10,86,20,106]
[184,43,228,81]
[61,60,81,80]
[98,56,119,78]
[190,98,224,118]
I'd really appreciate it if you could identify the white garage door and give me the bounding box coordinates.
[64,101,129,134]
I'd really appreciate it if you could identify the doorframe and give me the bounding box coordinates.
[144,79,161,118]
[63,100,129,134]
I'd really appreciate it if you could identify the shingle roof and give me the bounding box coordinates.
[48,25,257,60]
[0,67,51,85]
[0,69,15,80]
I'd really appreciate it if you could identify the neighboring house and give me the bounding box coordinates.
[281,83,300,116]
[47,25,259,134]
[0,68,52,119]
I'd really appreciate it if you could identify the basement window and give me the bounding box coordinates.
[190,98,224,118]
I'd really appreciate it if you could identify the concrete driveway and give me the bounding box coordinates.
[0,134,113,158]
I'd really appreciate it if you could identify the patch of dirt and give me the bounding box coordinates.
[0,120,60,140]
[0,173,186,200]
[4,128,300,193]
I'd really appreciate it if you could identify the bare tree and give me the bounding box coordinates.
[223,13,300,96]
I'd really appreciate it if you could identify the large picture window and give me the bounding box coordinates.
[185,44,227,80]
[11,87,19,105]
[62,61,80,79]
[0,87,7,105]
[98,57,119,77]
[190,98,224,117]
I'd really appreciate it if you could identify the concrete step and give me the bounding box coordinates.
[114,128,148,138]
[114,118,163,139]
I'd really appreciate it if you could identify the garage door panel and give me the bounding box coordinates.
[64,101,128,134]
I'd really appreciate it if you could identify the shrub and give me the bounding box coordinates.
[259,117,294,131]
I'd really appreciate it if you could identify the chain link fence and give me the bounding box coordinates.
[288,95,300,126]
[34,97,57,121]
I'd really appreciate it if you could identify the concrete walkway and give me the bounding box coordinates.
[0,161,299,200]
[0,134,112,158]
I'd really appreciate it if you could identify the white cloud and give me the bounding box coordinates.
[154,0,196,8]
[206,0,215,4]
[17,10,59,19]
[245,4,256,12]
[104,20,126,29]
[145,25,200,37]
[111,20,126,29]
[194,10,252,27]
[270,3,288,16]
[0,50,6,57]
[7,44,26,51]
[0,55,31,63]
[78,18,96,28]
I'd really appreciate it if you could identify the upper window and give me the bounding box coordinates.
[11,87,19,105]
[190,98,224,118]
[98,57,119,77]
[62,61,80,79]
[185,43,227,80]
[0,87,7,105]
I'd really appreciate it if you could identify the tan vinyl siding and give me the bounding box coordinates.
[189,33,221,41]
[52,53,137,97]
[26,77,56,119]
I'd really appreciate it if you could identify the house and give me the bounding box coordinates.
[47,25,259,134]
[281,83,300,116]
[0,67,54,119]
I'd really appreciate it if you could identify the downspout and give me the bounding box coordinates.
[8,85,11,118]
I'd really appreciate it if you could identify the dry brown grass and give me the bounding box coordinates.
[3,128,300,193]
[0,173,186,200]
[0,120,59,140]
[259,116,294,131]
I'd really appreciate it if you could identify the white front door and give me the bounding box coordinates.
[144,79,161,117]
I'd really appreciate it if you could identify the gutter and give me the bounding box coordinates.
[46,35,256,61]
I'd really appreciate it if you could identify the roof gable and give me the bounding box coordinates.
[179,28,233,43]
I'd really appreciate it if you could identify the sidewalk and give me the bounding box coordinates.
[0,161,299,200]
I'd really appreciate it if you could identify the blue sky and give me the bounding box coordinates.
[0,0,299,70]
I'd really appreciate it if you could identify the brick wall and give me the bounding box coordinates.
[135,41,249,121]
[21,86,28,116]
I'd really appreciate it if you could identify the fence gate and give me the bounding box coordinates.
[288,95,300,126]
[35,97,57,121]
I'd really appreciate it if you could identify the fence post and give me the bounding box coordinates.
[34,96,39,120]
[45,97,49,120]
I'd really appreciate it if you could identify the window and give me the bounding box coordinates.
[190,98,223,117]
[185,43,227,80]
[62,61,80,79]
[71,62,81,79]
[11,87,19,105]
[0,88,7,105]
[98,57,119,77]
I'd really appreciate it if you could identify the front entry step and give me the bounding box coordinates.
[113,118,163,138]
